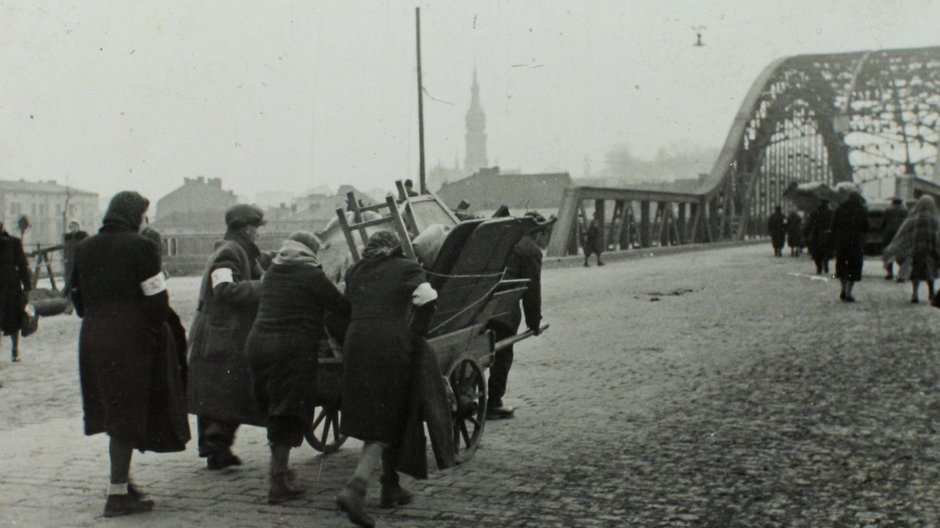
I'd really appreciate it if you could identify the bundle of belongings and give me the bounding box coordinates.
[412,224,453,268]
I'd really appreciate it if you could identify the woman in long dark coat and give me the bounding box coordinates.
[71,191,190,517]
[767,206,787,257]
[831,192,870,302]
[786,210,804,257]
[0,221,31,361]
[336,231,437,528]
[804,200,835,275]
[246,231,350,504]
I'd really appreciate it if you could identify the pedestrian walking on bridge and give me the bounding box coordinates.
[804,200,834,275]
[767,206,787,257]
[786,210,803,257]
[583,214,604,266]
[70,191,190,517]
[188,204,267,471]
[831,192,869,302]
[881,195,940,303]
[882,198,908,280]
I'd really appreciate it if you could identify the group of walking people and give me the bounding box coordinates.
[70,191,544,527]
[766,206,805,258]
[773,192,940,305]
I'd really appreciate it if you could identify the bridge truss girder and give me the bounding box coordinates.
[547,46,940,257]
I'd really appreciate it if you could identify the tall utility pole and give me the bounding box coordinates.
[416,7,427,194]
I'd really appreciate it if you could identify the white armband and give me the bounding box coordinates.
[140,272,166,296]
[412,282,438,306]
[211,268,234,288]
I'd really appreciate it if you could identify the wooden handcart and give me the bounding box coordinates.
[304,183,547,464]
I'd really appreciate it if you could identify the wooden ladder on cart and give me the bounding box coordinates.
[334,180,458,262]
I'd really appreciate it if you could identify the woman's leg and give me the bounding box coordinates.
[928,280,935,301]
[104,436,153,517]
[10,334,18,361]
[912,281,921,303]
[338,441,385,527]
[846,280,856,301]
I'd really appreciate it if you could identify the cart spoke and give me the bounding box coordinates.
[322,415,331,441]
[468,416,481,428]
[460,421,472,446]
[313,409,327,428]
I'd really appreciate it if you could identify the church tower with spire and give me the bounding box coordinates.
[465,68,488,176]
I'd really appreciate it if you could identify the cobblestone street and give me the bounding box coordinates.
[3,244,940,527]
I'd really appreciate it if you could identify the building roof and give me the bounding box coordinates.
[0,179,97,196]
[437,169,572,211]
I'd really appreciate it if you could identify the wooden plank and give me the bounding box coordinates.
[385,196,416,258]
[335,207,361,262]
[347,191,369,246]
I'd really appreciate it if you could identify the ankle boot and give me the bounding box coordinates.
[380,484,414,508]
[268,471,306,504]
[336,477,374,528]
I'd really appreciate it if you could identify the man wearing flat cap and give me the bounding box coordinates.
[188,204,268,470]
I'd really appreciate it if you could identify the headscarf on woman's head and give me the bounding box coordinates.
[101,191,149,232]
[273,230,322,267]
[362,230,402,260]
[911,195,939,219]
[883,195,940,264]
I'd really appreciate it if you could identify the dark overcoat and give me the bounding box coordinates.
[71,208,189,452]
[492,235,543,335]
[246,260,350,426]
[804,204,835,260]
[767,212,787,249]
[786,212,804,248]
[0,231,31,335]
[187,235,266,426]
[831,198,870,282]
[340,255,426,443]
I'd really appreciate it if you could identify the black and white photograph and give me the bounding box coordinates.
[3,1,940,526]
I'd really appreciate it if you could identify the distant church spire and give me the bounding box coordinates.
[465,68,488,175]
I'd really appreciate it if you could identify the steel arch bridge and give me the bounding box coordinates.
[547,46,940,257]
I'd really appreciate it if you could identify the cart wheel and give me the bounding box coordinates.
[448,358,487,463]
[305,404,347,453]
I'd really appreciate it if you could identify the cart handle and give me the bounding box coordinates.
[493,323,550,352]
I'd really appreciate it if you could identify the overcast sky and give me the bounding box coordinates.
[2,0,940,205]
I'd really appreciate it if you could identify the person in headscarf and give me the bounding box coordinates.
[767,205,787,257]
[786,210,804,257]
[188,204,267,470]
[70,191,190,517]
[246,231,350,504]
[831,192,870,302]
[0,219,31,362]
[336,231,437,528]
[882,195,940,303]
[804,199,835,275]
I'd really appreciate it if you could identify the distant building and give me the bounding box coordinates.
[465,69,489,176]
[153,177,238,234]
[255,190,294,209]
[0,179,98,248]
[438,168,572,212]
